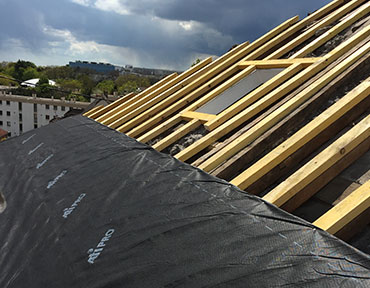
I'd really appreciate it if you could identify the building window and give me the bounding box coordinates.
[53,105,57,111]
[46,115,50,120]
[19,114,22,121]
[0,100,2,105]
[19,123,23,133]
[18,102,22,111]
[6,111,10,117]
[6,101,10,106]
[45,104,50,110]
[0,121,2,126]
[6,121,11,127]
[195,68,284,115]
[34,124,38,129]
[0,111,2,116]
[34,104,37,112]
[61,106,65,111]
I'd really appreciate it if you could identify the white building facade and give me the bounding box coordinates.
[0,91,90,137]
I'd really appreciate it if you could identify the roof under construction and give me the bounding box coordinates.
[0,0,369,286]
[86,0,370,251]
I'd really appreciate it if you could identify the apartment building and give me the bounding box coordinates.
[0,90,90,137]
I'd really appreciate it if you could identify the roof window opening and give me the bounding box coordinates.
[195,68,284,115]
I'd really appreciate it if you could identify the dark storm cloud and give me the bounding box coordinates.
[0,0,333,69]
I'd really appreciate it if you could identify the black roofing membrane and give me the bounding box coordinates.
[0,115,369,288]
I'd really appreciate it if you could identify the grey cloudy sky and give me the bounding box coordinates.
[0,0,331,70]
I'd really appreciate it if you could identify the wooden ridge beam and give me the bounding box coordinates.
[291,2,370,58]
[313,180,370,235]
[87,93,135,119]
[231,78,370,190]
[124,16,301,139]
[99,57,213,127]
[153,119,202,152]
[263,114,370,207]
[266,0,367,60]
[238,58,320,68]
[187,30,370,171]
[95,72,178,122]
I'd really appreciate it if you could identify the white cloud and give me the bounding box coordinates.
[70,0,93,7]
[94,0,130,15]
[179,21,194,31]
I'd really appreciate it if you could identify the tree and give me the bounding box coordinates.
[118,81,138,94]
[57,79,82,92]
[11,60,37,81]
[77,74,96,96]
[22,66,39,80]
[95,80,115,94]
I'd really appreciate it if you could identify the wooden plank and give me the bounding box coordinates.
[230,78,370,190]
[95,72,178,122]
[99,57,213,126]
[263,114,370,207]
[137,115,183,143]
[238,58,320,68]
[124,16,301,139]
[152,119,202,152]
[83,105,104,117]
[266,0,366,59]
[313,180,370,234]
[180,111,217,122]
[291,2,370,58]
[192,34,370,171]
[205,64,303,131]
[88,93,135,119]
[281,137,370,213]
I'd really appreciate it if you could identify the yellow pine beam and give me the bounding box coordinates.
[153,119,202,152]
[99,57,212,126]
[87,93,135,119]
[313,180,370,235]
[266,0,366,59]
[137,115,183,143]
[181,111,217,122]
[231,78,370,190]
[238,58,320,69]
[197,38,370,172]
[263,114,370,207]
[95,72,178,122]
[124,16,300,139]
[291,2,370,58]
[205,63,303,131]
[83,105,104,117]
